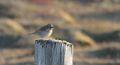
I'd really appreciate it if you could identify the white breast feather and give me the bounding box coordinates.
[39,29,53,38]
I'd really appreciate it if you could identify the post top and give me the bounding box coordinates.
[35,39,73,46]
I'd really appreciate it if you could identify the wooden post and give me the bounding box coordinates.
[35,39,73,65]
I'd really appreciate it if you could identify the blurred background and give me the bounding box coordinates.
[0,0,120,65]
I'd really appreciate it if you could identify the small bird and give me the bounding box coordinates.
[32,24,54,38]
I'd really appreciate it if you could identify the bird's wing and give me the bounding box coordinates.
[39,26,47,31]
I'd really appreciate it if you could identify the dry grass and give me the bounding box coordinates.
[0,0,120,65]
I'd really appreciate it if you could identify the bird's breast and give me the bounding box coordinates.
[39,29,53,38]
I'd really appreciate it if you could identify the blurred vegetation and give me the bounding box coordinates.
[81,30,120,42]
[88,47,120,59]
[0,0,120,65]
[0,4,16,18]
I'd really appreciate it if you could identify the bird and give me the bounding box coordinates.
[32,24,54,39]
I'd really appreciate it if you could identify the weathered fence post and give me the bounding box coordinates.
[35,39,73,65]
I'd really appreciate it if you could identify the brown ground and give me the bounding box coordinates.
[0,0,120,65]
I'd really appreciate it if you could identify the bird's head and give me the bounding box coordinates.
[46,24,54,29]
